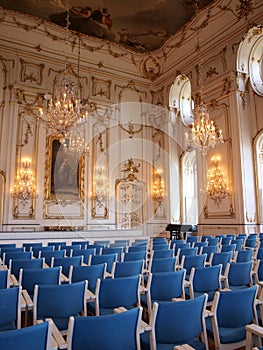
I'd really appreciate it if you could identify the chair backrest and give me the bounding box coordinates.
[98,275,141,315]
[151,244,169,251]
[231,239,243,251]
[40,250,65,266]
[67,307,142,350]
[52,256,83,277]
[33,281,87,332]
[194,241,208,254]
[102,247,123,261]
[10,258,45,279]
[0,246,20,258]
[190,264,222,302]
[64,245,81,257]
[221,237,232,245]
[186,236,199,245]
[19,267,61,297]
[122,251,146,262]
[181,254,207,275]
[22,242,43,252]
[70,263,106,293]
[0,269,10,289]
[201,246,218,261]
[47,241,67,250]
[87,244,104,254]
[128,245,147,253]
[90,253,117,273]
[149,294,208,349]
[149,270,186,302]
[93,240,110,248]
[236,249,253,262]
[173,242,190,254]
[0,320,53,350]
[150,257,176,273]
[71,248,96,264]
[3,251,32,267]
[0,286,21,331]
[31,246,54,258]
[207,237,219,246]
[211,251,232,273]
[225,261,253,289]
[152,237,167,244]
[177,247,198,264]
[152,249,174,259]
[71,241,89,249]
[201,235,212,242]
[216,286,258,328]
[221,243,236,253]
[113,260,144,278]
[244,238,257,249]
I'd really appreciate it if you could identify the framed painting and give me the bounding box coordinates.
[44,134,85,201]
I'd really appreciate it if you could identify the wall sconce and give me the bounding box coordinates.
[206,156,230,206]
[152,168,165,202]
[91,166,109,209]
[11,158,38,202]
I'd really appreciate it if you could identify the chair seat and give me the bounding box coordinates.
[140,332,206,350]
[206,317,246,344]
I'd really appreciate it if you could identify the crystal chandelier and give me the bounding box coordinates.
[62,130,90,156]
[206,157,230,206]
[186,102,224,156]
[38,0,88,146]
[11,158,38,202]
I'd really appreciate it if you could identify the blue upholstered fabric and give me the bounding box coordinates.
[70,263,105,293]
[10,258,44,279]
[52,256,83,277]
[69,307,141,350]
[141,295,207,350]
[206,285,258,345]
[0,270,8,289]
[0,321,50,350]
[35,281,86,332]
[114,260,144,278]
[0,286,20,331]
[20,266,61,297]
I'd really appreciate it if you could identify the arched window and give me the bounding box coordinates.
[237,25,263,96]
[169,75,194,126]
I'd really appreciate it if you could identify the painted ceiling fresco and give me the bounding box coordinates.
[0,0,215,52]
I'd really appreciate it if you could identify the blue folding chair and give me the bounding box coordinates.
[3,251,32,268]
[149,257,176,273]
[47,241,67,250]
[90,253,117,275]
[0,320,53,350]
[122,251,147,262]
[180,253,207,278]
[10,258,45,279]
[0,286,21,331]
[206,285,258,350]
[67,307,142,350]
[19,266,61,298]
[141,294,209,350]
[102,247,123,261]
[33,281,87,335]
[0,269,10,289]
[71,248,96,264]
[70,263,106,294]
[194,241,208,254]
[224,261,253,290]
[71,240,89,249]
[113,260,144,278]
[186,264,222,304]
[141,270,186,315]
[235,249,253,262]
[52,256,83,278]
[40,249,65,266]
[89,275,141,316]
[22,242,43,252]
[31,246,54,258]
